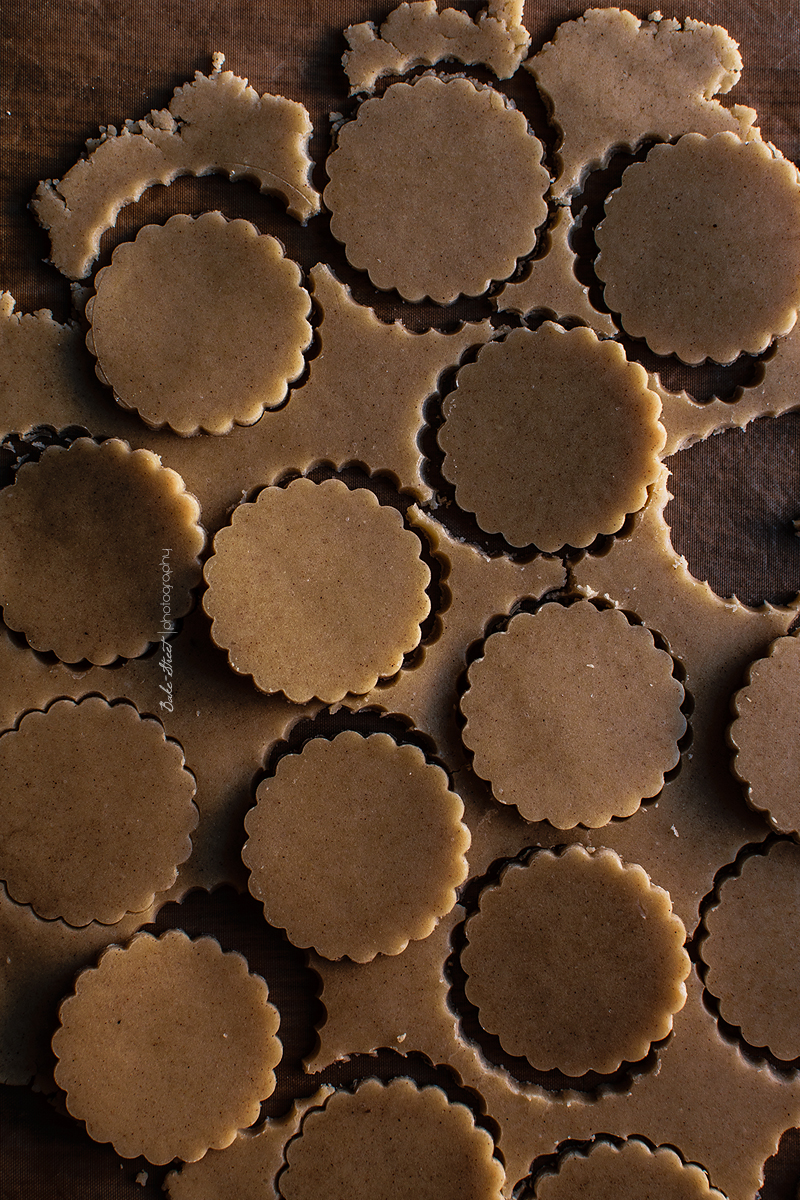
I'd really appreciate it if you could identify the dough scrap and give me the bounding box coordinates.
[52,929,282,1164]
[438,323,665,551]
[343,0,530,93]
[595,133,800,365]
[461,846,689,1076]
[703,840,800,1061]
[203,478,431,704]
[728,635,800,836]
[243,730,469,962]
[533,1138,724,1200]
[86,212,311,436]
[0,696,197,925]
[0,437,204,664]
[460,601,686,829]
[528,8,758,199]
[31,61,319,280]
[324,74,549,304]
[281,1079,505,1200]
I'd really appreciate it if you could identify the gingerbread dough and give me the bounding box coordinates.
[533,1138,724,1200]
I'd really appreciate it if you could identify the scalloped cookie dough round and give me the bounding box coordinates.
[281,1078,505,1200]
[52,929,282,1164]
[86,212,312,436]
[534,1138,725,1200]
[0,697,197,926]
[702,840,800,1060]
[203,478,430,704]
[243,731,469,962]
[0,438,204,665]
[595,133,800,364]
[438,323,665,551]
[728,634,800,836]
[323,73,549,304]
[460,602,685,829]
[462,847,689,1076]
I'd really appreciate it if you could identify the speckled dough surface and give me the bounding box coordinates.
[0,437,204,664]
[86,212,311,436]
[203,477,430,703]
[324,73,549,303]
[728,635,800,836]
[595,132,800,364]
[243,730,469,962]
[438,323,665,551]
[702,840,800,1062]
[0,696,197,925]
[52,930,282,1164]
[461,846,689,1075]
[460,602,686,828]
[280,1079,506,1200]
[533,1139,725,1200]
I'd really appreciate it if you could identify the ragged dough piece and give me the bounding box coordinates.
[86,212,311,436]
[32,60,319,280]
[342,0,530,93]
[529,8,759,199]
[534,1139,724,1200]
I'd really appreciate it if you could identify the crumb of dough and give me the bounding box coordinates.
[462,846,689,1075]
[86,212,311,436]
[243,730,470,962]
[343,0,530,93]
[0,696,197,926]
[535,1138,724,1200]
[438,323,665,552]
[703,840,800,1061]
[595,132,800,364]
[52,930,281,1165]
[31,60,319,280]
[460,601,686,828]
[529,7,759,198]
[281,1079,505,1200]
[0,437,204,665]
[324,74,549,305]
[203,477,431,704]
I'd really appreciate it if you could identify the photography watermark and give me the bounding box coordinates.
[158,548,175,713]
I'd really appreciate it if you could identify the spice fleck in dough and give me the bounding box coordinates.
[243,731,470,962]
[703,840,800,1062]
[324,73,549,304]
[462,846,689,1076]
[595,132,800,364]
[281,1078,505,1200]
[0,696,197,926]
[203,477,430,704]
[0,437,204,665]
[52,930,282,1164]
[86,212,311,436]
[728,634,800,837]
[438,323,665,551]
[461,600,685,828]
[534,1138,725,1200]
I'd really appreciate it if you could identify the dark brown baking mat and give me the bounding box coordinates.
[2,0,800,1196]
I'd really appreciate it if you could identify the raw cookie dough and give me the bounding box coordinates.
[0,437,204,664]
[343,0,530,93]
[460,601,685,829]
[533,1138,724,1200]
[32,61,319,280]
[595,133,800,364]
[203,477,430,704]
[438,323,665,551]
[461,846,689,1076]
[242,730,469,962]
[0,696,197,926]
[702,839,800,1061]
[52,929,282,1164]
[86,212,311,436]
[529,8,758,199]
[728,634,800,836]
[324,74,549,304]
[280,1078,505,1200]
